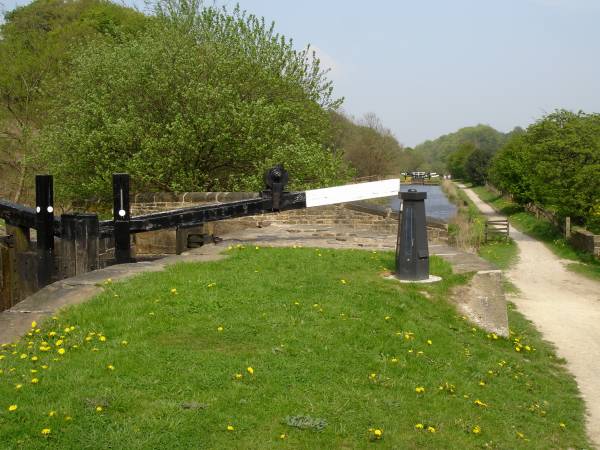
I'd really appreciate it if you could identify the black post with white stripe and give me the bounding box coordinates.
[35,174,54,287]
[113,173,132,264]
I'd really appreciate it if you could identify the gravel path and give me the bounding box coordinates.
[459,184,600,446]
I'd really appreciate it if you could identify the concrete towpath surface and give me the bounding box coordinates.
[458,184,600,446]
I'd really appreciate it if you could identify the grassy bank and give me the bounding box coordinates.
[0,247,589,449]
[442,181,519,270]
[472,186,600,281]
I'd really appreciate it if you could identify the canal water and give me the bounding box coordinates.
[388,185,456,221]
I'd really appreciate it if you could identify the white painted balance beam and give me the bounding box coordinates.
[305,178,400,208]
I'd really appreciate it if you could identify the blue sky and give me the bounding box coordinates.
[3,0,600,146]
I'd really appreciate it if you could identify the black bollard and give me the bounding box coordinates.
[395,189,429,281]
[113,173,132,264]
[35,175,54,288]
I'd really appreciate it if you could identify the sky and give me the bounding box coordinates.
[3,0,600,146]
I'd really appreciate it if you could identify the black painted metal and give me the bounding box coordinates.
[128,192,306,233]
[113,173,132,263]
[35,175,54,287]
[263,164,289,211]
[395,189,429,281]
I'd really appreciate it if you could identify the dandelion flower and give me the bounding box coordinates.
[31,321,37,329]
[19,353,27,359]
[247,367,254,375]
[121,340,128,346]
[217,326,224,332]
[57,348,65,355]
[340,279,346,284]
[415,386,425,393]
[391,357,398,363]
[31,356,38,362]
[227,425,234,431]
[96,406,103,412]
[472,425,481,434]
[8,405,17,412]
[99,336,107,342]
[279,433,287,439]
[49,411,56,417]
[234,373,243,380]
[15,384,22,390]
[107,365,115,371]
[41,428,51,436]
[170,288,177,295]
[427,339,432,345]
[415,423,424,429]
[427,426,436,433]
[474,399,487,407]
[373,429,383,439]
[385,316,391,321]
[559,422,566,429]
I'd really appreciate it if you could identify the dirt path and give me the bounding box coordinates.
[459,184,600,445]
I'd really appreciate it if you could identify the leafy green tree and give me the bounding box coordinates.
[464,147,491,185]
[489,110,600,228]
[446,142,475,179]
[488,134,534,204]
[37,3,350,201]
[415,124,509,174]
[0,0,148,201]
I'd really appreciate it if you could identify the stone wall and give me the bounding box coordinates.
[131,192,448,255]
[570,227,600,258]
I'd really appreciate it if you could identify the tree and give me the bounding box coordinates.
[37,3,351,201]
[445,142,475,179]
[489,110,600,229]
[0,0,148,201]
[414,124,509,175]
[464,147,491,185]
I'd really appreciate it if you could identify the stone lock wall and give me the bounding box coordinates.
[131,192,448,255]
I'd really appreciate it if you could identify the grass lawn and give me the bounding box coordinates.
[472,186,600,282]
[0,247,590,449]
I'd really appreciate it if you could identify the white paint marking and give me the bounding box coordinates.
[305,179,400,208]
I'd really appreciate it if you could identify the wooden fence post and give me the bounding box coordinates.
[113,173,132,264]
[60,214,99,278]
[35,175,54,288]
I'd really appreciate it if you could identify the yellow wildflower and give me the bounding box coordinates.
[227,425,234,431]
[99,336,107,342]
[121,340,128,346]
[217,326,224,332]
[41,428,51,436]
[234,373,243,380]
[170,288,177,295]
[415,423,424,429]
[472,425,481,434]
[49,411,56,417]
[427,426,436,433]
[15,384,22,390]
[373,429,383,439]
[340,279,346,284]
[31,378,39,384]
[96,406,103,412]
[8,405,17,412]
[415,386,425,393]
[279,433,287,439]
[474,399,487,407]
[31,321,37,329]
[57,348,65,355]
[31,356,38,362]
[427,339,432,345]
[247,367,254,375]
[107,365,115,371]
[55,340,63,346]
[19,353,27,359]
